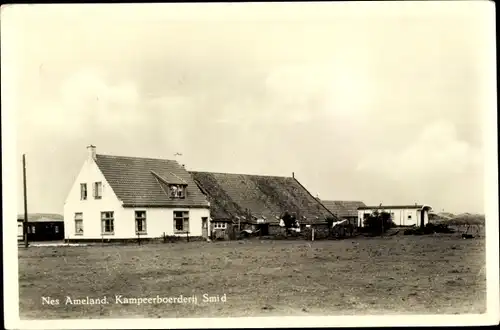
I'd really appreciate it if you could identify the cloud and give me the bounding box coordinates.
[264,62,375,124]
[356,120,482,181]
[22,69,148,138]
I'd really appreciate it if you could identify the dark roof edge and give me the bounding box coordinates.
[358,205,428,210]
[17,218,64,222]
[291,176,340,221]
[122,204,209,208]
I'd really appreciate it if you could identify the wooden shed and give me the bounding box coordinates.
[17,213,65,241]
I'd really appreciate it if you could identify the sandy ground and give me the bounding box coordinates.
[18,234,486,319]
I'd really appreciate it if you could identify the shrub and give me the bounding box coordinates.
[426,223,455,234]
[404,223,455,235]
[362,211,394,235]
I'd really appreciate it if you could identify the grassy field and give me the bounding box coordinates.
[18,234,486,319]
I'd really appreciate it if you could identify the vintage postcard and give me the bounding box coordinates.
[2,2,498,329]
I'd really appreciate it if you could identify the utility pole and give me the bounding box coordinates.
[23,154,29,248]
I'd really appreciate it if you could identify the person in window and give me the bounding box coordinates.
[170,185,178,197]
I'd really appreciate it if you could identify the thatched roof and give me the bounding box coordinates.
[190,171,336,224]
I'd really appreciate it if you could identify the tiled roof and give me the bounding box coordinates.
[190,171,336,224]
[321,200,366,218]
[95,154,209,208]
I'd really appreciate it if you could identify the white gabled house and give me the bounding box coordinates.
[63,145,211,241]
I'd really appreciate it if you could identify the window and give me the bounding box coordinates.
[101,211,114,234]
[54,225,59,234]
[135,211,147,234]
[174,211,189,232]
[31,225,36,234]
[215,222,226,229]
[80,183,87,200]
[408,214,412,220]
[169,185,186,198]
[75,213,83,235]
[93,182,103,199]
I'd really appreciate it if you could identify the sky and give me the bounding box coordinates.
[2,2,495,215]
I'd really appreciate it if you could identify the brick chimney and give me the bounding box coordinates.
[87,145,96,161]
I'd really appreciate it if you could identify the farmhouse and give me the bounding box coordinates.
[190,171,337,239]
[63,146,210,241]
[357,204,433,227]
[320,200,366,226]
[17,213,65,241]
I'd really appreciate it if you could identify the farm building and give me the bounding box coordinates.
[190,171,338,239]
[358,204,433,228]
[17,213,65,241]
[320,200,366,226]
[63,146,210,241]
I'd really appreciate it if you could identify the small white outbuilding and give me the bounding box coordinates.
[357,204,433,227]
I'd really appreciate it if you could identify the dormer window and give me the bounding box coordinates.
[169,184,186,198]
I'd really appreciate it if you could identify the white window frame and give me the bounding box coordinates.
[80,183,87,200]
[93,182,103,199]
[135,210,147,234]
[75,212,83,235]
[101,211,114,235]
[173,211,189,233]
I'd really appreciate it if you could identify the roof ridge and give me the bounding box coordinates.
[291,176,339,220]
[189,170,292,179]
[96,153,179,163]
